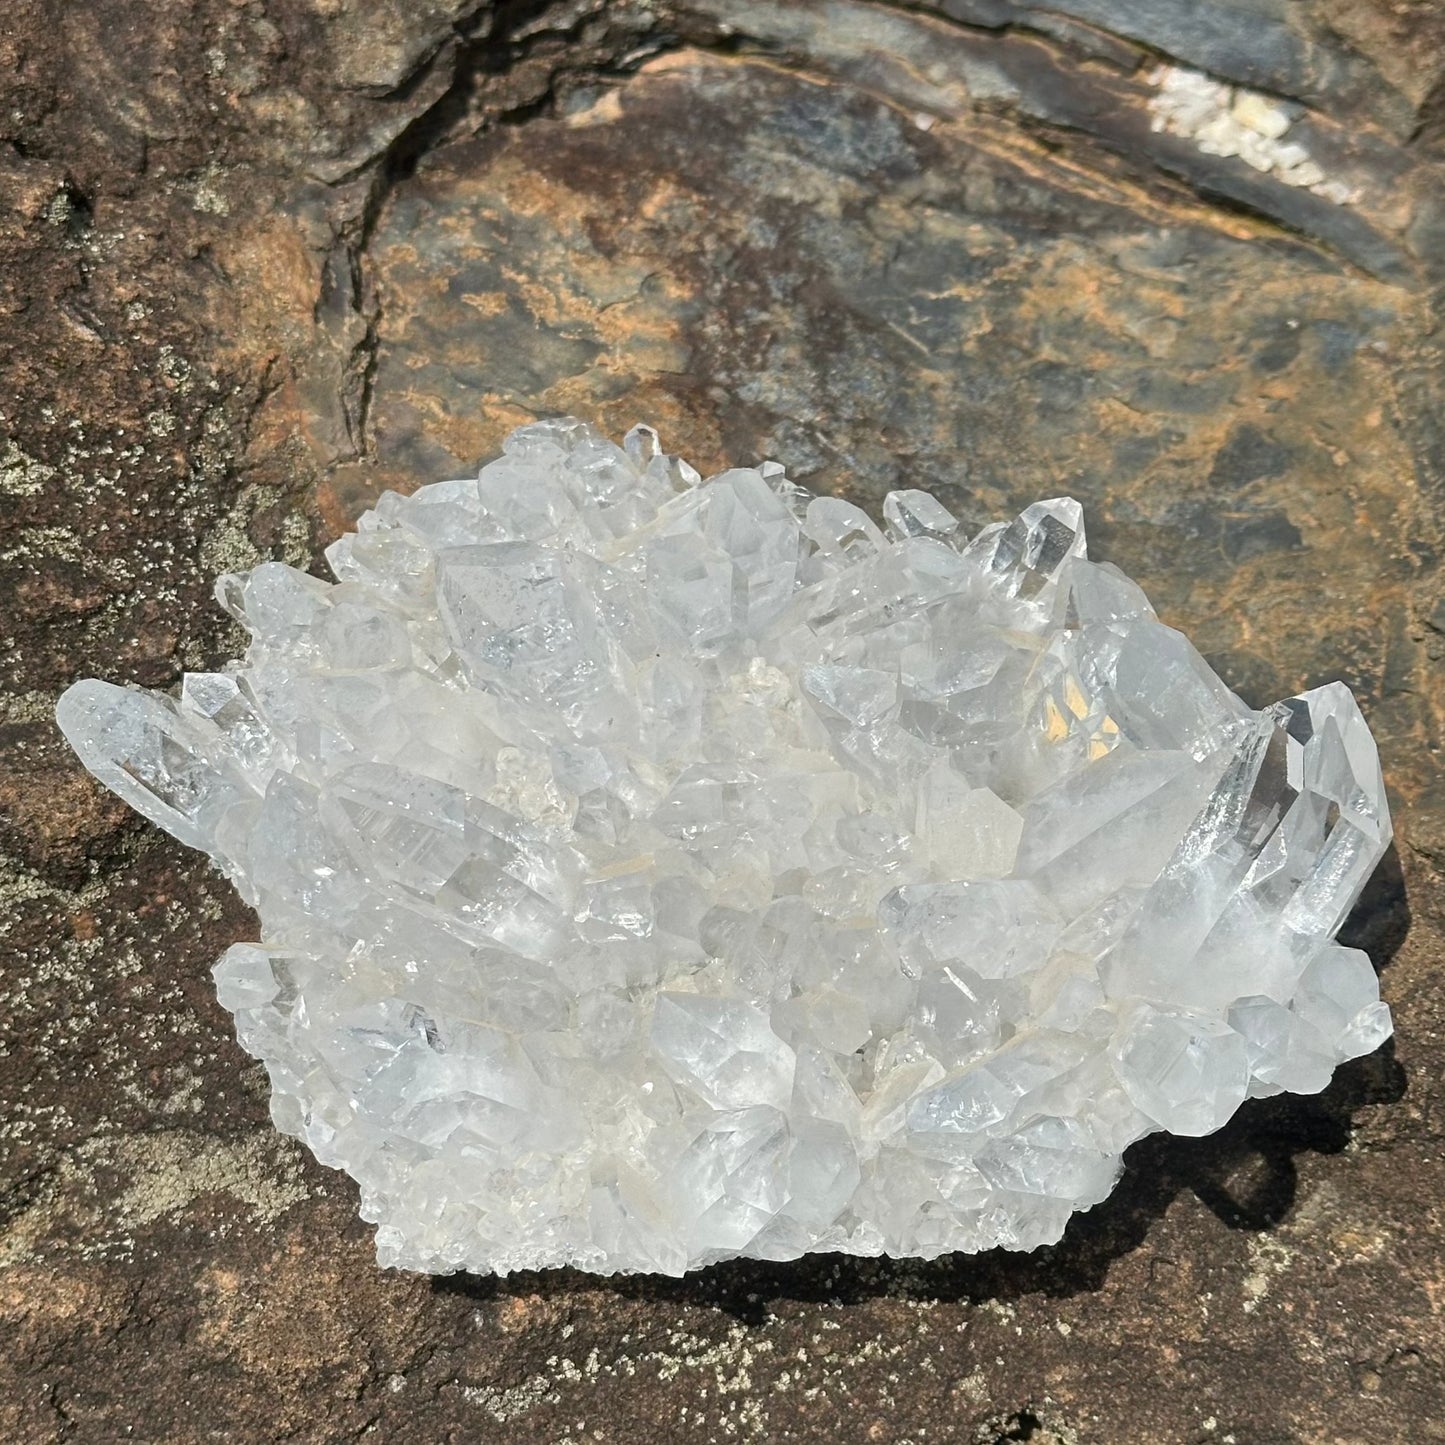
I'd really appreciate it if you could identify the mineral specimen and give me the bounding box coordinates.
[56,419,1393,1276]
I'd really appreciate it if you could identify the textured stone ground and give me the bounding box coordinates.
[2,2,1443,1440]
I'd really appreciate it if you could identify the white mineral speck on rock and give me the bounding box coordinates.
[56,417,1393,1276]
[1147,64,1359,203]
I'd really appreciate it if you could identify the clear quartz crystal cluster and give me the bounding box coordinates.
[57,419,1392,1276]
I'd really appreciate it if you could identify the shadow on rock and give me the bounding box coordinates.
[435,845,1410,1324]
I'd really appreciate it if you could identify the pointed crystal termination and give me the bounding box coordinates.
[55,418,1394,1276]
[56,678,253,853]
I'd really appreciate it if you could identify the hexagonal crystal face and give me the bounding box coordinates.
[56,419,1392,1276]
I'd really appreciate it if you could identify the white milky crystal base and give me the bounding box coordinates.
[56,419,1393,1276]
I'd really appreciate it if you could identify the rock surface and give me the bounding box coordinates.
[2,0,1444,1439]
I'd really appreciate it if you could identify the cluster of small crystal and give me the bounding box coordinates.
[56,419,1393,1277]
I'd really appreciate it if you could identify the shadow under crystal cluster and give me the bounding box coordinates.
[56,419,1392,1276]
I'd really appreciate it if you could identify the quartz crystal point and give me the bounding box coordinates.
[55,418,1393,1276]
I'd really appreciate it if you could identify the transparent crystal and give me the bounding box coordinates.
[56,418,1393,1276]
